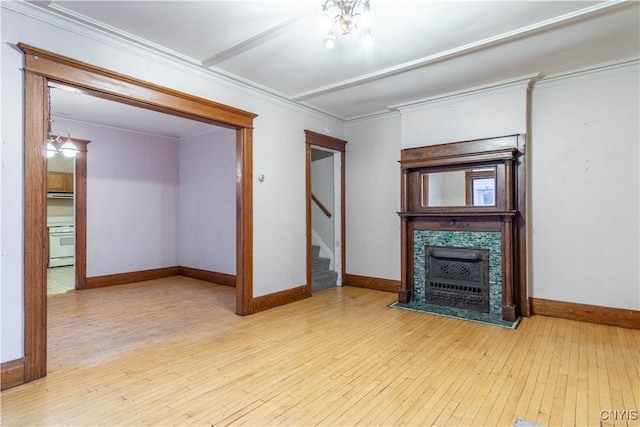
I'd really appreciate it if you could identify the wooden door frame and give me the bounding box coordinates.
[19,43,256,383]
[45,136,90,290]
[71,138,89,290]
[304,130,347,293]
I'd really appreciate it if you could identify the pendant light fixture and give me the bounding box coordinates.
[320,0,373,49]
[45,87,79,159]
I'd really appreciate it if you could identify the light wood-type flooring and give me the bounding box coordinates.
[1,276,638,426]
[47,265,75,295]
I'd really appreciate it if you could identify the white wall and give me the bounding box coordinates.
[179,128,236,274]
[401,90,528,149]
[2,14,26,361]
[311,153,334,251]
[1,6,341,362]
[345,114,401,280]
[53,119,181,277]
[530,69,639,309]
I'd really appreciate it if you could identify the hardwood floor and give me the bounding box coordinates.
[1,277,638,426]
[47,266,75,295]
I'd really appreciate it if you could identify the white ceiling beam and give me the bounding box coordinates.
[292,0,631,101]
[202,10,315,68]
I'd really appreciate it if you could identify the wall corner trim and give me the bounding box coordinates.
[1,359,26,391]
[179,266,236,287]
[536,56,640,88]
[344,274,401,293]
[530,297,640,329]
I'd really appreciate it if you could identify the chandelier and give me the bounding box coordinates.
[320,0,373,49]
[45,87,78,159]
[46,130,78,159]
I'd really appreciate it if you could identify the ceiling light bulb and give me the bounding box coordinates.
[362,28,373,48]
[46,141,57,158]
[60,140,78,158]
[324,32,336,49]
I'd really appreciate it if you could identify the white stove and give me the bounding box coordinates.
[48,216,74,267]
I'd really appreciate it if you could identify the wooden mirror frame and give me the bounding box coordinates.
[19,43,257,384]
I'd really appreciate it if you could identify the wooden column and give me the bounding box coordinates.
[236,126,253,315]
[399,169,411,303]
[23,70,48,383]
[504,159,514,210]
[502,216,516,322]
[73,140,90,290]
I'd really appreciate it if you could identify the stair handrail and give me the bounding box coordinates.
[311,193,332,218]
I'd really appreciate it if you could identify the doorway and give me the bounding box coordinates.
[304,130,347,294]
[46,151,76,295]
[20,43,256,384]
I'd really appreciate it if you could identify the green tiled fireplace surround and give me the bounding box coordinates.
[413,230,503,317]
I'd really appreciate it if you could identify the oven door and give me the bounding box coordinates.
[49,231,75,267]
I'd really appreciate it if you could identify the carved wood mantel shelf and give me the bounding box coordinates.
[398,211,516,218]
[398,135,528,323]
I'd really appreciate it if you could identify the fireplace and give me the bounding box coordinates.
[397,134,527,323]
[413,229,503,318]
[425,246,489,313]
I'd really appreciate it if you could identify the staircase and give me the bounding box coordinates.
[312,244,338,292]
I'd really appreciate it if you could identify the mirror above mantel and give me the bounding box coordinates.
[421,166,497,208]
[399,135,522,215]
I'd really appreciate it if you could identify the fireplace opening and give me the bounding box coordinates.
[425,246,490,313]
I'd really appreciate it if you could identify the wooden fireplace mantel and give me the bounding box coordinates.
[398,211,516,218]
[398,134,528,322]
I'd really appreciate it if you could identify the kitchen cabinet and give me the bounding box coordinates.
[47,172,74,193]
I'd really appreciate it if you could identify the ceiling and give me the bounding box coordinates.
[26,0,639,136]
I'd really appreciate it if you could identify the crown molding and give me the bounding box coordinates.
[390,73,542,114]
[2,1,346,125]
[345,110,401,126]
[46,2,202,66]
[535,57,640,88]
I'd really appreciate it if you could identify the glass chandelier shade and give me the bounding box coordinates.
[320,0,373,49]
[46,130,79,159]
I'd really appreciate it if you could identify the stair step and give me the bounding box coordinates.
[312,245,320,259]
[312,257,330,273]
[312,270,338,293]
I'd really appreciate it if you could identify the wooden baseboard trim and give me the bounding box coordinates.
[251,286,309,314]
[530,297,640,329]
[179,266,236,287]
[86,266,180,289]
[344,274,400,293]
[1,358,25,390]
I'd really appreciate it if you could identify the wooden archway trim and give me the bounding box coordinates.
[19,43,256,384]
[19,44,255,129]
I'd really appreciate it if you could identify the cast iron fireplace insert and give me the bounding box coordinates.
[425,246,490,313]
